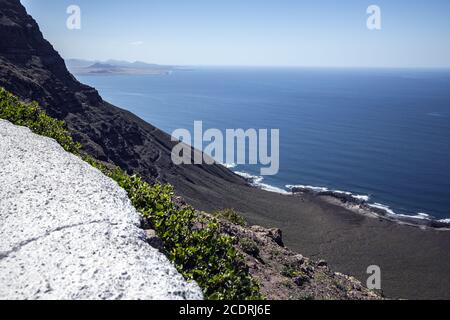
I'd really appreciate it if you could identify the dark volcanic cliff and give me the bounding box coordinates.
[0,0,246,204]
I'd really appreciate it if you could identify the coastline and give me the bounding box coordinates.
[290,187,450,230]
[229,167,450,231]
[318,194,450,231]
[177,171,450,299]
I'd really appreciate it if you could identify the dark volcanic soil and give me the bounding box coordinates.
[1,0,449,300]
[186,185,450,300]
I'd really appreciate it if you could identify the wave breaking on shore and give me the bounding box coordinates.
[228,167,450,230]
[234,171,290,194]
[286,185,450,229]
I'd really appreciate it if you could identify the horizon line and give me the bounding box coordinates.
[65,58,450,71]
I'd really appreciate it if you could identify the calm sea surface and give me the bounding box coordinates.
[78,68,450,220]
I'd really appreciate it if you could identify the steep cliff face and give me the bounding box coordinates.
[0,0,101,118]
[0,0,246,204]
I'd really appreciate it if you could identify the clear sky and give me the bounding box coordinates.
[21,0,450,68]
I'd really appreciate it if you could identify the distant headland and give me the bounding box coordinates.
[65,59,175,75]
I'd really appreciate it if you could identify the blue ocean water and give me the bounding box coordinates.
[78,68,450,220]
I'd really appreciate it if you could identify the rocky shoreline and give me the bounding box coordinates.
[288,186,450,230]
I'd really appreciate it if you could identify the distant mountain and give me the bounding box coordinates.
[64,58,95,68]
[88,63,118,69]
[65,59,174,75]
[104,60,160,68]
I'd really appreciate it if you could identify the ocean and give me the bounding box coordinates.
[78,67,450,221]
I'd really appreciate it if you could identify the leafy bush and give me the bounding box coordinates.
[0,88,80,153]
[281,264,302,278]
[212,208,247,226]
[0,88,261,300]
[239,238,260,257]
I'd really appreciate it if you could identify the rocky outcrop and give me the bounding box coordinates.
[0,0,247,207]
[0,120,203,300]
[217,218,381,300]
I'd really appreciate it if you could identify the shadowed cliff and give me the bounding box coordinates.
[2,0,450,300]
[0,0,247,207]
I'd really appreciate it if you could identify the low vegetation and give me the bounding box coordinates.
[84,158,261,299]
[0,87,261,300]
[239,238,260,257]
[0,88,80,153]
[212,208,247,226]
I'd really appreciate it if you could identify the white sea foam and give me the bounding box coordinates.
[416,213,432,219]
[235,171,259,180]
[396,213,430,220]
[368,204,436,222]
[286,184,370,202]
[286,184,329,193]
[368,203,397,215]
[351,194,371,202]
[235,175,448,226]
[220,162,237,169]
[334,190,370,202]
[258,183,290,194]
[235,171,288,194]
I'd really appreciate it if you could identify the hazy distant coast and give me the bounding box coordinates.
[65,59,174,76]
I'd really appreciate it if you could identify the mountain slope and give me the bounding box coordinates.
[0,0,246,203]
[2,0,450,300]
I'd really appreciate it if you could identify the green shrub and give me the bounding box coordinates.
[85,159,262,300]
[0,88,261,300]
[281,264,302,278]
[0,88,80,153]
[239,238,260,257]
[212,208,247,226]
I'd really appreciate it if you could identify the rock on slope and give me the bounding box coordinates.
[218,219,380,300]
[0,120,202,300]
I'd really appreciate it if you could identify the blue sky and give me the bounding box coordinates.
[21,0,450,67]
